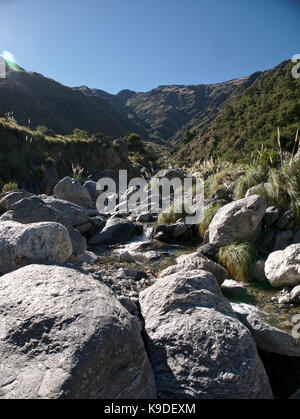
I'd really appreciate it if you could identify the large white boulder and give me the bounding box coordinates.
[0,221,72,274]
[0,264,156,399]
[209,195,267,247]
[139,269,273,399]
[265,244,300,288]
[54,177,93,209]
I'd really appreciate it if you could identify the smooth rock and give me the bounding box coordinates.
[265,244,300,288]
[0,191,33,212]
[220,280,247,298]
[89,218,139,245]
[251,258,267,282]
[231,303,300,357]
[54,177,93,209]
[176,252,228,285]
[209,195,267,247]
[0,221,72,274]
[0,264,156,399]
[7,197,86,258]
[197,243,219,263]
[140,270,273,399]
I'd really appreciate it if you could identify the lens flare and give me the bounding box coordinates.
[290,389,300,399]
[2,50,20,72]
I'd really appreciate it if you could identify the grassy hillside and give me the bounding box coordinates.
[0,65,142,138]
[0,117,133,193]
[177,61,300,164]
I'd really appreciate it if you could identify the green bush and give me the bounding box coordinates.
[218,242,256,282]
[2,182,18,193]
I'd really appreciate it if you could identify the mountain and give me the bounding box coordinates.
[177,61,300,163]
[0,60,298,160]
[0,64,142,138]
[75,74,266,145]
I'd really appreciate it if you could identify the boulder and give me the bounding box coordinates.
[159,263,198,278]
[54,177,93,209]
[231,303,300,357]
[209,195,267,247]
[42,196,90,229]
[0,264,156,399]
[139,270,273,399]
[220,280,247,299]
[83,181,101,202]
[136,213,152,223]
[263,206,281,228]
[197,244,219,263]
[6,197,86,258]
[176,252,228,285]
[153,168,186,181]
[153,223,194,243]
[0,221,72,274]
[88,217,139,245]
[0,190,33,212]
[265,244,300,288]
[290,285,300,303]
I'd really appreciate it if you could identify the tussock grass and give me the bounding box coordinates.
[204,167,243,199]
[198,204,222,238]
[218,242,256,282]
[157,201,186,225]
[233,166,268,200]
[268,160,300,219]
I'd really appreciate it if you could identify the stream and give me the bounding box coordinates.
[89,225,300,338]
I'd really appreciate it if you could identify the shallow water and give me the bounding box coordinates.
[233,282,300,338]
[91,237,300,337]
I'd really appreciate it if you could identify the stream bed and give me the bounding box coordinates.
[89,235,300,338]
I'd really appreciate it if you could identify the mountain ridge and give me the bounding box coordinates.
[0,60,294,153]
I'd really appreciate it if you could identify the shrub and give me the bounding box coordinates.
[2,182,18,193]
[198,204,222,238]
[35,125,48,135]
[268,160,300,219]
[71,163,85,184]
[218,242,256,282]
[233,166,268,200]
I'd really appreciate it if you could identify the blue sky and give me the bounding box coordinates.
[0,0,298,93]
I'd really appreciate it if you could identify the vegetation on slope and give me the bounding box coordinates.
[0,117,133,193]
[178,61,300,163]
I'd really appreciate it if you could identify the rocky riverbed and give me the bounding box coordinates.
[0,172,299,399]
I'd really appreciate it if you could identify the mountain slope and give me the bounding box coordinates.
[177,61,300,163]
[77,73,266,144]
[0,65,143,138]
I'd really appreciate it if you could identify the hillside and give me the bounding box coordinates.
[0,60,298,159]
[76,73,267,145]
[0,64,142,138]
[177,61,300,163]
[0,117,135,194]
